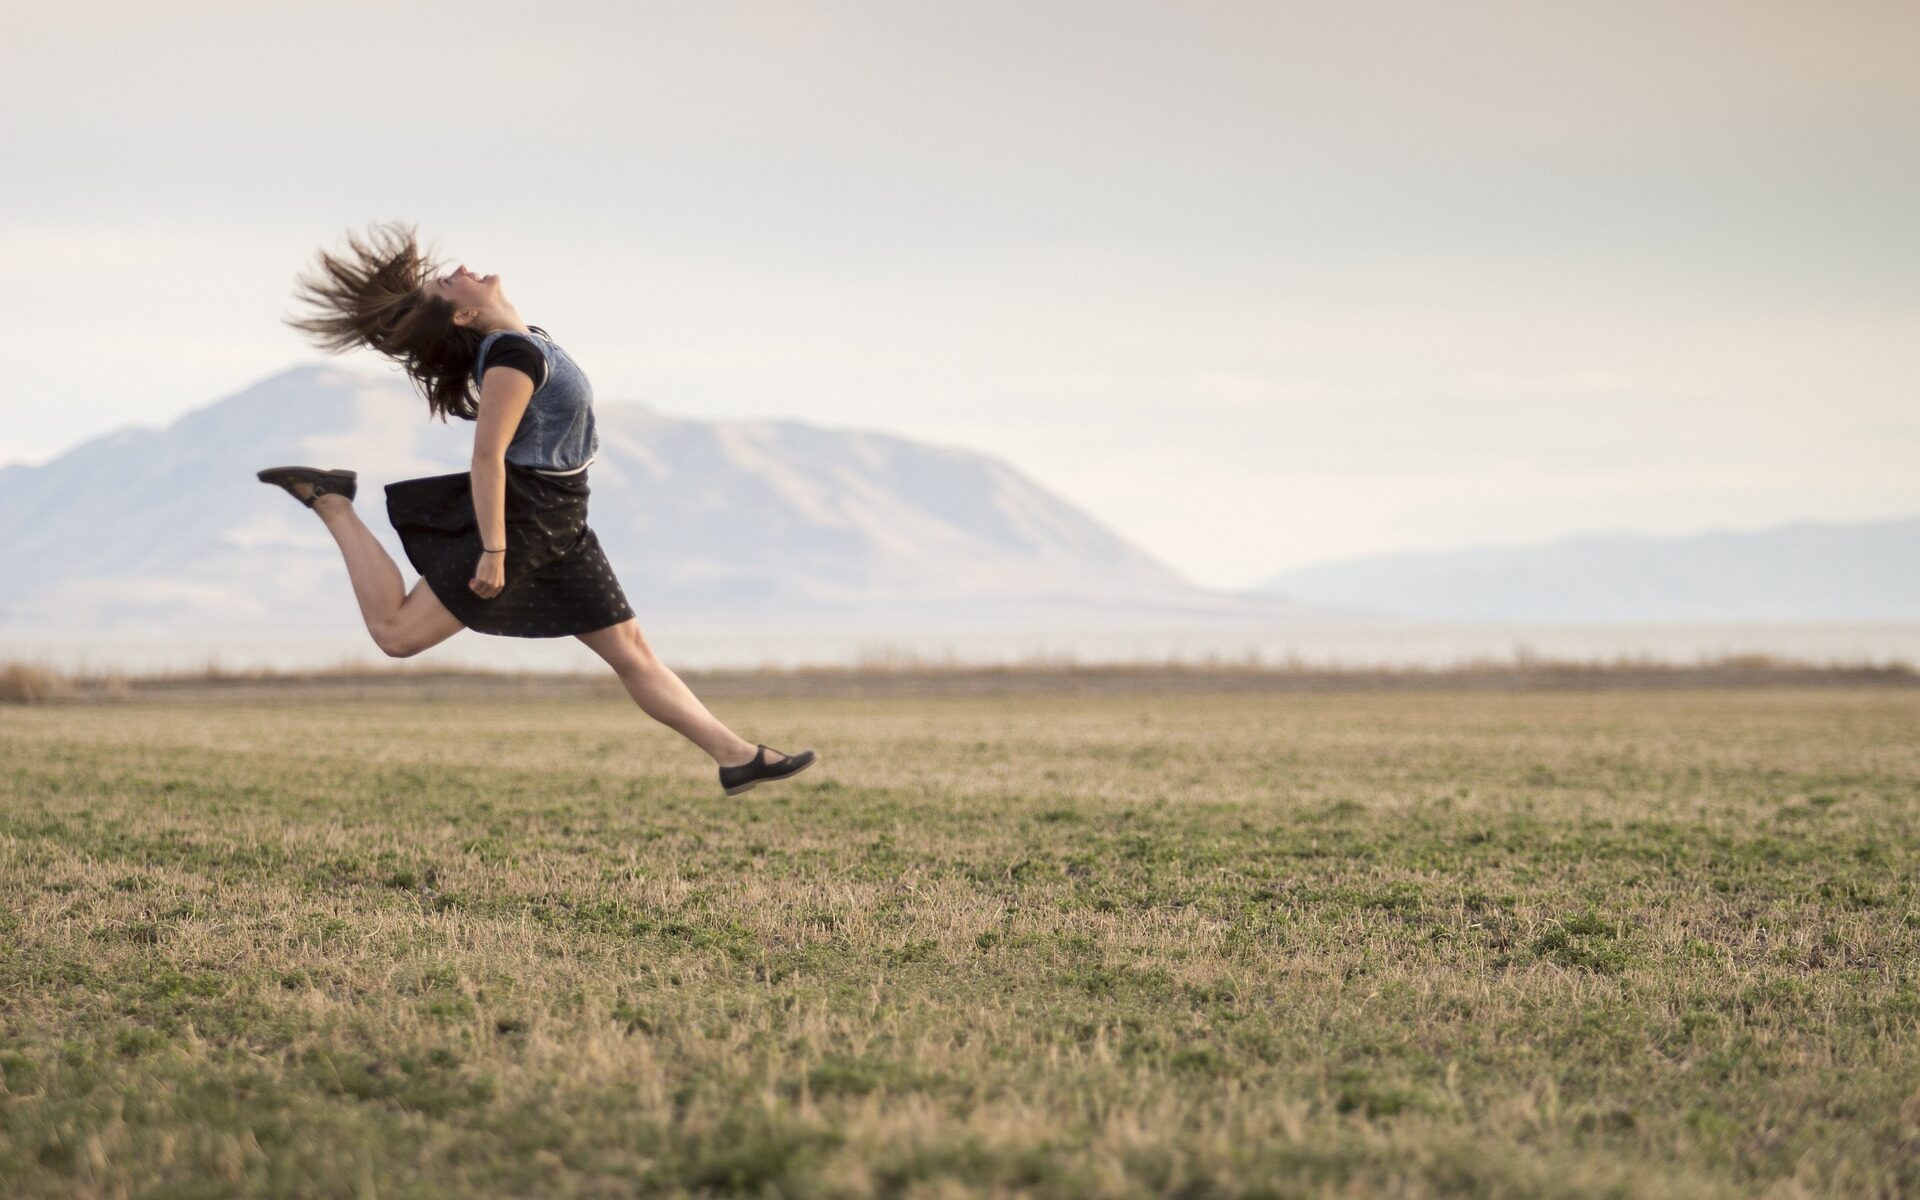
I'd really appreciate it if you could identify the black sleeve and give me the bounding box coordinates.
[478,337,546,390]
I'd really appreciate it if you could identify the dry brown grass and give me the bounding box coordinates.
[3,652,1913,706]
[0,662,75,703]
[1,685,1916,1196]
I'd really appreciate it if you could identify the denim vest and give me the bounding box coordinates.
[471,324,598,474]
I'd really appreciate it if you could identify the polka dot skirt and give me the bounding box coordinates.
[384,463,635,638]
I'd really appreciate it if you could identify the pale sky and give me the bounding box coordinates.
[4,0,1916,588]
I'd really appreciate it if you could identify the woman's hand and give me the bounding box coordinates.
[471,548,507,598]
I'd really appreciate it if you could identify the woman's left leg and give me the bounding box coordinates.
[575,619,786,768]
[311,494,466,657]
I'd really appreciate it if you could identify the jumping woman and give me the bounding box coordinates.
[261,221,815,798]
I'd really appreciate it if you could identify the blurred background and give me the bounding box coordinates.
[3,0,1916,673]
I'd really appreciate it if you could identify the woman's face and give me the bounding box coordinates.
[422,264,502,325]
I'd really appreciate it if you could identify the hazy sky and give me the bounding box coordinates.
[4,0,1915,588]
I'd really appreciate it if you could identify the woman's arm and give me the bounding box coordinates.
[469,365,536,588]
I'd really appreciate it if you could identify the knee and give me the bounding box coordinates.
[615,626,661,675]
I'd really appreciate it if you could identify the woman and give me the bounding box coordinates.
[261,221,814,797]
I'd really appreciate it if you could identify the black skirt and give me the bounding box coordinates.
[384,462,635,638]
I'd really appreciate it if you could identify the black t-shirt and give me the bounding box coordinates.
[475,333,547,390]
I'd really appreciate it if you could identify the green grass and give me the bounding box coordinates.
[1,687,1917,1197]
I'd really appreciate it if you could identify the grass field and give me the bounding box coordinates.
[2,681,1917,1197]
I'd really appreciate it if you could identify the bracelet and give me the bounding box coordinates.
[482,546,506,554]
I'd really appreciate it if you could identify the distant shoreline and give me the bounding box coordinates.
[5,655,1914,704]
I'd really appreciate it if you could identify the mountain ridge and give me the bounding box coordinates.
[1251,515,1920,621]
[0,363,1319,634]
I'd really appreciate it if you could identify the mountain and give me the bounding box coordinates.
[1250,518,1920,621]
[0,363,1315,635]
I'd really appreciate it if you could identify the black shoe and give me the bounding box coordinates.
[257,465,358,507]
[719,744,817,796]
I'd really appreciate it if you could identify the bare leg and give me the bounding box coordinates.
[575,619,787,768]
[301,490,465,657]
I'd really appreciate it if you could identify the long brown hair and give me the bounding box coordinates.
[282,220,480,421]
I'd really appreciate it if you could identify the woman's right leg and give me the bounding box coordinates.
[310,493,465,657]
[575,618,783,768]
